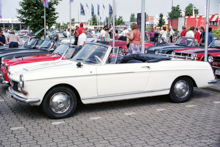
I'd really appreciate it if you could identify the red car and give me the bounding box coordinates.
[173,39,220,63]
[212,55,220,78]
[0,44,77,84]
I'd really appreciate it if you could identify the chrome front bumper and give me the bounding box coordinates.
[6,87,40,104]
[208,79,217,84]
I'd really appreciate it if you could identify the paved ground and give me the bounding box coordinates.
[0,83,220,147]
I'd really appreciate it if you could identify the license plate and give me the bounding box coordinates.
[215,69,220,75]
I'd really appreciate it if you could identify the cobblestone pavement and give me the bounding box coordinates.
[0,84,220,147]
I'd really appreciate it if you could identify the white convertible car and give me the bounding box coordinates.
[7,43,216,118]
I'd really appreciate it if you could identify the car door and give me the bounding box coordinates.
[96,63,151,96]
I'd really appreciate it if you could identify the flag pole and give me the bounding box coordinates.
[113,0,115,49]
[141,0,145,53]
[69,0,71,44]
[204,0,210,62]
[44,6,46,35]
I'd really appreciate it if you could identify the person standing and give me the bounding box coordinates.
[104,28,110,42]
[3,29,9,38]
[169,26,174,43]
[160,27,167,39]
[200,27,205,46]
[41,34,50,41]
[7,31,22,48]
[185,26,195,38]
[0,30,8,46]
[181,26,187,37]
[66,29,71,38]
[115,30,119,40]
[208,27,214,45]
[125,23,142,55]
[74,26,79,45]
[149,27,156,41]
[100,26,106,41]
[77,29,87,47]
[194,28,201,44]
[77,23,85,36]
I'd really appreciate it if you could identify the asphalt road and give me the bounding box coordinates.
[0,83,220,147]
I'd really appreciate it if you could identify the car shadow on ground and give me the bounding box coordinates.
[3,88,212,119]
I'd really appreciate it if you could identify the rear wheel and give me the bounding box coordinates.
[169,77,193,103]
[42,86,77,119]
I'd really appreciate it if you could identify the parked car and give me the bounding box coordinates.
[146,37,200,55]
[212,55,220,78]
[173,39,220,63]
[7,43,216,119]
[0,39,57,69]
[0,44,79,84]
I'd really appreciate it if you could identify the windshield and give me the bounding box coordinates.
[53,44,69,56]
[209,39,220,48]
[57,33,66,38]
[175,38,194,46]
[72,44,108,64]
[64,47,76,59]
[27,38,37,46]
[87,32,94,38]
[40,41,53,49]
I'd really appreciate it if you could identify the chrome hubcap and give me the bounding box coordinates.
[50,92,70,114]
[174,80,189,99]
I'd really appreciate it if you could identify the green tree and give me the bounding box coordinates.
[130,13,137,22]
[55,23,60,29]
[185,3,199,16]
[168,5,182,19]
[71,18,75,22]
[89,15,98,25]
[116,16,125,25]
[17,0,61,33]
[158,13,165,27]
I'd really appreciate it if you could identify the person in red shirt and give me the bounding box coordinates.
[77,23,85,36]
[194,28,200,44]
[181,26,187,37]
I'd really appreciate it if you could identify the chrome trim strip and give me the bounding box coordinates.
[82,88,170,100]
[208,80,217,84]
[2,81,9,84]
[212,66,220,69]
[7,87,40,104]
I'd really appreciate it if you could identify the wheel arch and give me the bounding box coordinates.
[173,75,197,87]
[43,83,82,104]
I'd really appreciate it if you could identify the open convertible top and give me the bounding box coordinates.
[118,54,171,63]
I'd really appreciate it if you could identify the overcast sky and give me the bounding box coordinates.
[2,0,220,23]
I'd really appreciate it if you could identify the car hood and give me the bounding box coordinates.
[9,60,96,82]
[174,47,220,53]
[0,49,48,57]
[6,54,61,66]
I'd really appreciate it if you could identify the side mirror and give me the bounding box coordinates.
[76,62,83,68]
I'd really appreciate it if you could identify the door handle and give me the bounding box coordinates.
[141,66,150,69]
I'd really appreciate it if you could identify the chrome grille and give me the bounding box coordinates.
[11,81,19,92]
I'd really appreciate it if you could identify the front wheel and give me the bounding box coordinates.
[42,86,77,119]
[169,77,193,103]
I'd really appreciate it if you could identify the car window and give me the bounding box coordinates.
[87,33,93,38]
[64,48,76,59]
[209,40,220,48]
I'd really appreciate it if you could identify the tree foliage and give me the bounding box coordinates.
[116,16,125,25]
[89,15,98,25]
[158,13,165,27]
[71,18,75,22]
[185,3,199,16]
[130,13,137,22]
[168,5,182,19]
[17,0,61,33]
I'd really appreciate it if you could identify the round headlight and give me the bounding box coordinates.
[155,50,159,54]
[144,50,148,54]
[208,56,213,63]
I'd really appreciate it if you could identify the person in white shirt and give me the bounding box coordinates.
[185,26,195,38]
[100,27,106,41]
[3,29,9,38]
[160,27,167,39]
[78,29,87,47]
[66,28,71,38]
[92,29,96,36]
[169,26,174,43]
[122,27,129,37]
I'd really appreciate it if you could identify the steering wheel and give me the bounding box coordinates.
[94,55,102,63]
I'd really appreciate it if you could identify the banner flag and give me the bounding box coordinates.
[43,0,49,8]
[80,3,85,15]
[98,4,100,16]
[91,4,94,16]
[109,4,113,17]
